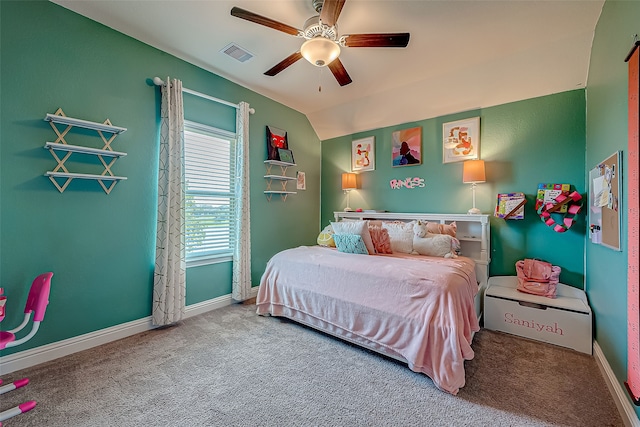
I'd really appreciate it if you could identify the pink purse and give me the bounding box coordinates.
[515,259,561,298]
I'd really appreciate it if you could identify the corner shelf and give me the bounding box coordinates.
[264,160,297,201]
[43,108,127,194]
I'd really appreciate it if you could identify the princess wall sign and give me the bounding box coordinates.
[389,177,425,190]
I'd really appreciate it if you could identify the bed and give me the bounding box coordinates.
[256,212,491,395]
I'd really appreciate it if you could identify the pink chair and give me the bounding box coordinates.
[0,272,53,426]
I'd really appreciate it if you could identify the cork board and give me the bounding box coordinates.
[589,151,621,251]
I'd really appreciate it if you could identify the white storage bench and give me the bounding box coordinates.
[484,276,592,354]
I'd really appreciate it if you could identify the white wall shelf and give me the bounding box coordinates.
[264,160,297,202]
[263,174,296,181]
[46,172,127,181]
[264,159,296,168]
[44,113,127,134]
[43,108,127,194]
[44,142,127,158]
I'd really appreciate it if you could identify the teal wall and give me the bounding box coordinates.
[2,3,638,420]
[322,90,587,287]
[586,0,640,418]
[0,1,320,355]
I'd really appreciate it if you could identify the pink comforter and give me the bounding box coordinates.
[256,246,480,395]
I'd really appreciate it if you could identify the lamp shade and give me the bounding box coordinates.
[300,37,341,67]
[462,160,486,184]
[341,173,357,190]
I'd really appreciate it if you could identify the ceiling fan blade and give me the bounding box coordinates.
[230,7,300,36]
[319,0,346,27]
[328,58,352,86]
[264,52,304,76]
[344,33,410,48]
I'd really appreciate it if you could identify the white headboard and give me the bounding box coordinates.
[333,211,491,294]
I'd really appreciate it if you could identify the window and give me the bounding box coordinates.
[184,121,237,266]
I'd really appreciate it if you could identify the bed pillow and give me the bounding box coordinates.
[331,220,375,254]
[425,221,457,237]
[333,233,369,255]
[368,225,392,254]
[381,221,415,254]
[317,224,336,247]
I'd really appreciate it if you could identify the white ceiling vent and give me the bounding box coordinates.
[221,43,254,63]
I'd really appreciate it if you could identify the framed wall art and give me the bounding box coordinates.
[296,171,306,190]
[266,125,288,161]
[352,136,375,172]
[278,148,295,164]
[391,127,422,167]
[443,117,480,164]
[392,126,421,167]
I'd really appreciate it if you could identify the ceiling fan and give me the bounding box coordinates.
[230,0,410,87]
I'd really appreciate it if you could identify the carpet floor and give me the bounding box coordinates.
[1,303,623,426]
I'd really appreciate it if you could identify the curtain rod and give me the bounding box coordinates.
[152,77,255,114]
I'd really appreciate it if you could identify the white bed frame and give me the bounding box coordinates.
[334,211,491,320]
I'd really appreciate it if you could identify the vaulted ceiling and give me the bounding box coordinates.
[52,0,604,140]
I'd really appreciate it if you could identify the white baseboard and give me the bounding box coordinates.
[593,340,640,427]
[0,288,258,376]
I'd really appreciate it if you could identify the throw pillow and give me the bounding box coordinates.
[381,221,415,254]
[333,233,369,255]
[317,224,335,247]
[368,225,392,254]
[425,221,457,237]
[412,233,459,258]
[331,220,376,254]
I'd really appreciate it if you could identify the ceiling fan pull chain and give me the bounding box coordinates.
[318,67,323,92]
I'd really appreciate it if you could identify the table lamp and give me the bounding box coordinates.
[463,160,486,215]
[341,173,357,212]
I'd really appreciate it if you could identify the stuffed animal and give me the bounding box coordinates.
[413,221,428,238]
[412,221,459,258]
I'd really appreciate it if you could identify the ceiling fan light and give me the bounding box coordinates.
[300,37,340,67]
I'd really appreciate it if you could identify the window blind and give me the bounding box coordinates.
[184,123,237,263]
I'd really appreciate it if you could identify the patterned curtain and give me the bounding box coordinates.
[232,101,252,301]
[153,77,186,326]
